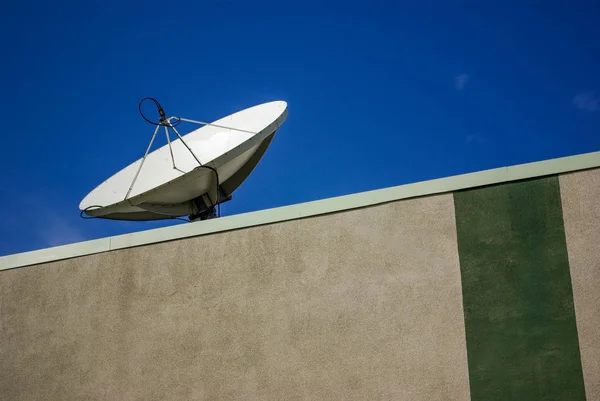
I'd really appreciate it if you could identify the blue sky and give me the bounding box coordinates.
[1,2,599,256]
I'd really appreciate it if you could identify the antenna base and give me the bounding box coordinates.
[189,192,232,221]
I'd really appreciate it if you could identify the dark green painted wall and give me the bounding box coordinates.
[454,176,587,401]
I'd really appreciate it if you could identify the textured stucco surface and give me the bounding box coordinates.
[0,194,470,401]
[454,176,586,401]
[560,168,600,401]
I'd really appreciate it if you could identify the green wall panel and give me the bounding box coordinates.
[454,176,586,401]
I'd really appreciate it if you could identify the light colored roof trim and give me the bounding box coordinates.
[2,150,599,271]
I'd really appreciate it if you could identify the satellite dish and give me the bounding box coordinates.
[80,100,288,222]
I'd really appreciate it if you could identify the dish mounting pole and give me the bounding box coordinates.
[124,124,161,200]
[165,119,203,166]
[177,117,259,135]
[164,126,178,171]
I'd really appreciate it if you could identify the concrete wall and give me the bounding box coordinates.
[0,194,471,401]
[454,175,586,400]
[1,166,599,401]
[561,169,600,400]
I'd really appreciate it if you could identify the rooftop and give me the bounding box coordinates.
[2,150,600,271]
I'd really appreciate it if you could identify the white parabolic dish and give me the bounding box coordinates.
[80,101,288,220]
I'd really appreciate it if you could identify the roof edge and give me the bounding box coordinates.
[2,150,599,271]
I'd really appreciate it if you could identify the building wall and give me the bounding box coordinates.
[454,176,585,400]
[1,168,599,401]
[560,169,600,400]
[0,194,471,401]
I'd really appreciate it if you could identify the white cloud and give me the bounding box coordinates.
[35,210,87,248]
[19,191,87,248]
[465,135,485,145]
[455,73,469,90]
[573,91,599,112]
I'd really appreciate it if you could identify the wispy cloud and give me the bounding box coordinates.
[35,210,87,248]
[455,73,469,90]
[19,190,87,248]
[465,135,485,145]
[573,91,599,112]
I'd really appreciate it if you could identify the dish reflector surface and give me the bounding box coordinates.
[80,101,287,220]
